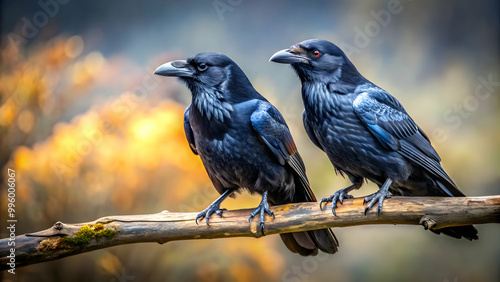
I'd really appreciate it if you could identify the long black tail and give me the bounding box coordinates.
[400,173,478,241]
[430,225,478,241]
[429,180,478,240]
[270,175,339,256]
[399,135,479,240]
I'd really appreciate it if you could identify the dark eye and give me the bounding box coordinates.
[312,50,321,58]
[197,62,207,71]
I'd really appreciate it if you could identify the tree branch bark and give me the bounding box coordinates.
[1,195,499,270]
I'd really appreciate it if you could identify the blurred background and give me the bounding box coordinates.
[1,0,499,281]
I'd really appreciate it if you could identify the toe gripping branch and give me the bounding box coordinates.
[248,191,275,235]
[195,189,232,225]
[320,186,356,216]
[363,178,393,216]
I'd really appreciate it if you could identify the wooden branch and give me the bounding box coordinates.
[1,196,499,270]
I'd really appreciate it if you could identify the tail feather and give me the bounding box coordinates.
[270,174,339,256]
[310,229,339,254]
[431,225,479,241]
[397,176,479,240]
[279,229,339,256]
[433,180,478,240]
[280,233,318,256]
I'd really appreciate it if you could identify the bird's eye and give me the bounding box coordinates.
[197,63,207,71]
[312,50,321,58]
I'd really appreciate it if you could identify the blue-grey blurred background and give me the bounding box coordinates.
[1,0,499,281]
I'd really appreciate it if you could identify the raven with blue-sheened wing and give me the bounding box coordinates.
[271,39,478,240]
[155,52,339,255]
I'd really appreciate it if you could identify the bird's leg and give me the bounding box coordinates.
[363,178,393,216]
[195,189,233,225]
[248,191,275,235]
[320,177,363,216]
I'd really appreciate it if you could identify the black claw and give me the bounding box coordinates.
[196,205,226,226]
[248,195,275,235]
[215,208,227,217]
[268,210,275,219]
[363,190,391,216]
[319,198,328,210]
[339,193,353,204]
[195,190,233,226]
[320,188,354,216]
[248,209,258,223]
[332,203,338,217]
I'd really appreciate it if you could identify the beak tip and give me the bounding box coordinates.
[153,60,192,77]
[269,49,308,64]
[153,66,166,75]
[153,63,171,76]
[269,49,285,63]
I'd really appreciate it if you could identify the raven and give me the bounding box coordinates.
[154,52,339,255]
[270,39,478,240]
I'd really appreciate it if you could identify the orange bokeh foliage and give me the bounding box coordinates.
[1,35,286,281]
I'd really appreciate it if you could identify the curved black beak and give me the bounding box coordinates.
[154,60,194,77]
[269,48,309,64]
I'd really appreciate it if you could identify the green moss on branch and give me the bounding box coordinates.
[61,223,117,248]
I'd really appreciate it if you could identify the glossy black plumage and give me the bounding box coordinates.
[270,39,478,240]
[154,52,339,255]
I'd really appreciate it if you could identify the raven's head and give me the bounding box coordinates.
[155,52,234,90]
[154,52,258,120]
[270,39,364,85]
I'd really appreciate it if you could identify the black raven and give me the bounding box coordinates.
[270,39,478,240]
[154,52,339,255]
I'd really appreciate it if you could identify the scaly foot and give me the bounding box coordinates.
[195,189,232,225]
[248,191,275,234]
[195,205,227,225]
[320,187,354,216]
